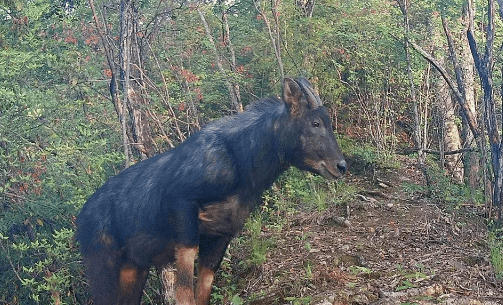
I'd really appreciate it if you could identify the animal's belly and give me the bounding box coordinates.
[198,195,251,236]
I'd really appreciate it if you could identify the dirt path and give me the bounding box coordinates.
[224,157,503,305]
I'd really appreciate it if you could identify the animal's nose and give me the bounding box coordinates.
[337,159,347,174]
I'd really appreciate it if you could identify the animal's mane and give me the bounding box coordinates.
[201,96,285,135]
[244,96,283,112]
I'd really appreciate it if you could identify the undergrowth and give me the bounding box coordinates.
[424,155,484,208]
[400,153,501,287]
[5,134,501,305]
[488,224,503,280]
[212,141,503,304]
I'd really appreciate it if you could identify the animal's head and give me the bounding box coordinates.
[283,77,346,179]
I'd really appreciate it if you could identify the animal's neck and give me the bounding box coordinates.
[232,109,296,194]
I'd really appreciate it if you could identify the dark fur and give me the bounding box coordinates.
[76,78,346,305]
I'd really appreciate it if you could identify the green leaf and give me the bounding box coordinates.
[231,294,243,305]
[396,280,414,291]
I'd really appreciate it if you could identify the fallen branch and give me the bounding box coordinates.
[363,190,390,199]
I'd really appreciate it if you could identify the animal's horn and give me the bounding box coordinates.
[295,78,323,109]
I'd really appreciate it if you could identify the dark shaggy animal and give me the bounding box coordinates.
[76,77,346,305]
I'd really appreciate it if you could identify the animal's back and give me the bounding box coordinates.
[76,151,172,251]
[75,118,249,251]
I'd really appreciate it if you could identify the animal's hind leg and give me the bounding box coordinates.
[82,250,121,305]
[196,235,232,305]
[117,264,149,305]
[83,248,148,305]
[175,245,198,305]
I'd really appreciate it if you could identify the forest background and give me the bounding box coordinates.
[1,0,503,303]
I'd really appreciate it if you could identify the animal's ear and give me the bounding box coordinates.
[283,78,306,116]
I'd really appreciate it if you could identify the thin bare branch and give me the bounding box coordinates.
[255,0,284,80]
[197,6,241,112]
[89,0,130,167]
[408,40,480,140]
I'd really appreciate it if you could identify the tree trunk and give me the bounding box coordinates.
[89,0,131,167]
[409,41,480,142]
[120,0,154,161]
[296,0,315,18]
[397,0,429,188]
[460,4,480,190]
[222,10,243,113]
[439,17,464,184]
[437,56,464,184]
[467,0,501,220]
[271,0,283,79]
[160,265,176,304]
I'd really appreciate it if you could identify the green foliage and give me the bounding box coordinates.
[0,0,124,303]
[14,229,83,303]
[341,136,400,180]
[488,227,503,279]
[0,0,496,302]
[244,212,277,266]
[422,156,484,207]
[210,246,248,304]
[0,228,87,304]
[349,265,372,276]
[269,166,357,213]
[391,263,434,295]
[396,280,415,291]
[231,293,244,305]
[284,295,312,305]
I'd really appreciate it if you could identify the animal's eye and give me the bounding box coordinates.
[312,121,320,128]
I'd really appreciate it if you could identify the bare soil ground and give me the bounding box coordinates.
[220,156,503,305]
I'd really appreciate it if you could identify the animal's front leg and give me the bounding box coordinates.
[175,246,198,305]
[195,265,215,305]
[196,235,233,305]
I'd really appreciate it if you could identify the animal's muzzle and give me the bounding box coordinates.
[337,159,347,175]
